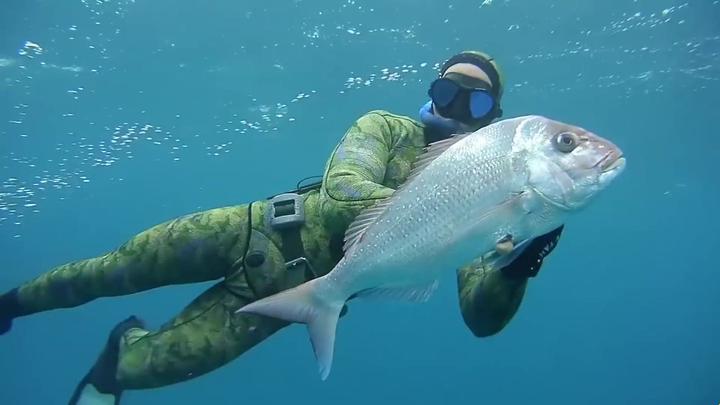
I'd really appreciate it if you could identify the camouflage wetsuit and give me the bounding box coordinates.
[8,110,562,390]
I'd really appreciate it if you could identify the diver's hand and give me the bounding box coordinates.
[500,225,564,279]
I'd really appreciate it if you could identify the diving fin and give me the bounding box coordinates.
[68,316,145,405]
[0,317,10,336]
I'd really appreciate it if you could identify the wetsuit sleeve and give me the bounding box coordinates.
[319,111,400,236]
[457,226,565,337]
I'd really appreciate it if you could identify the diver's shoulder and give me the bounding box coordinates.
[359,109,424,129]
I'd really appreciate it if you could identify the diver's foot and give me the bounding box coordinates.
[0,317,11,335]
[0,288,20,336]
[68,315,146,405]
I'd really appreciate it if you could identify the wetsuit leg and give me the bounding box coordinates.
[115,282,286,389]
[11,205,250,316]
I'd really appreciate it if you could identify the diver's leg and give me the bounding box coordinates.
[457,262,528,337]
[68,315,146,404]
[456,226,564,337]
[0,204,250,333]
[69,281,286,404]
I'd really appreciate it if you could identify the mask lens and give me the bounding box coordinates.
[469,90,495,119]
[429,79,459,108]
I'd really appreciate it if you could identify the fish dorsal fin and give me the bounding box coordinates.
[343,198,393,253]
[405,133,469,183]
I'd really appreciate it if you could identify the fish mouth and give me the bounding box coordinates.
[597,151,625,172]
[604,156,625,172]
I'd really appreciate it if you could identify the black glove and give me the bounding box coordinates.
[500,225,564,279]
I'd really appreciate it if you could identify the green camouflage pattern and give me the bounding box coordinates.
[117,281,287,389]
[14,190,344,389]
[16,205,251,314]
[114,191,346,389]
[116,279,295,389]
[456,256,528,337]
[318,110,427,237]
[12,109,531,390]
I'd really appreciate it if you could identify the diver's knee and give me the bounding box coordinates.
[467,319,510,338]
[461,307,514,338]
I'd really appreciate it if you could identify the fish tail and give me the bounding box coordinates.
[235,276,345,380]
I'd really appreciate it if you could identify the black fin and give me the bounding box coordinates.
[68,316,146,405]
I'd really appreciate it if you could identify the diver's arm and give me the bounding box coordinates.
[321,111,398,201]
[457,226,564,337]
[319,111,400,234]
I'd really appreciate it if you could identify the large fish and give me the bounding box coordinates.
[236,115,626,380]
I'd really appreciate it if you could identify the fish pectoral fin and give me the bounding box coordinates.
[343,199,394,253]
[354,280,439,303]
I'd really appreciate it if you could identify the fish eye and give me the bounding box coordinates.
[554,132,578,153]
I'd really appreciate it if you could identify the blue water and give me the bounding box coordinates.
[1,0,718,404]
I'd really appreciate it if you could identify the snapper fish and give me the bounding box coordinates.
[237,115,626,380]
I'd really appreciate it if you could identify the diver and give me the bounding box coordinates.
[0,50,564,404]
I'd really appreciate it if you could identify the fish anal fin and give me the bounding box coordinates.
[355,280,439,303]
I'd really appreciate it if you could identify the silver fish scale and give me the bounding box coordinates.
[325,120,532,294]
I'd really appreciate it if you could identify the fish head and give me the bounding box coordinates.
[516,116,626,210]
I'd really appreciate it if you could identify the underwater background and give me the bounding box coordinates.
[1,0,718,404]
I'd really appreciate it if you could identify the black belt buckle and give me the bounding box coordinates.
[285,257,318,278]
[267,192,305,229]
